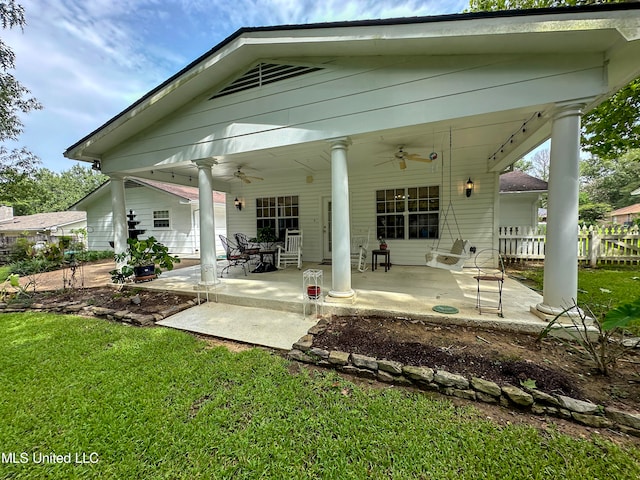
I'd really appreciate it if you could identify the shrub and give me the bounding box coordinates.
[8,258,59,276]
[9,238,34,262]
[0,265,11,282]
[538,298,640,376]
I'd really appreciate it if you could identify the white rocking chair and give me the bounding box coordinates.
[425,239,470,271]
[350,229,370,272]
[276,229,303,269]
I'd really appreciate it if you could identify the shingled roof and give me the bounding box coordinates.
[70,177,226,210]
[500,170,548,193]
[609,203,640,216]
[132,178,226,203]
[0,211,86,232]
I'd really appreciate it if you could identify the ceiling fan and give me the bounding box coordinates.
[376,145,437,170]
[233,167,263,184]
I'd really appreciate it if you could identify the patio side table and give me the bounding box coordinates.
[371,249,391,272]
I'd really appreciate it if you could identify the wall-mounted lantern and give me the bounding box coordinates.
[465,178,474,198]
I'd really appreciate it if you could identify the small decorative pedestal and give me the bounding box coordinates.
[303,269,323,317]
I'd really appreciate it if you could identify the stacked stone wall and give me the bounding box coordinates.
[289,319,640,437]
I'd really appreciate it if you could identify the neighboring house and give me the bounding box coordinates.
[70,178,226,256]
[63,5,640,316]
[0,205,87,252]
[499,171,548,230]
[608,203,640,226]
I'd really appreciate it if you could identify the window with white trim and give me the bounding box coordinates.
[153,210,170,228]
[376,186,439,240]
[256,196,299,240]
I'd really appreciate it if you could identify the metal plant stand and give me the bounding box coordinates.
[302,269,323,317]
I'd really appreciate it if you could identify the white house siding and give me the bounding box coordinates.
[100,53,605,174]
[499,193,539,230]
[225,171,331,262]
[225,159,497,267]
[192,202,227,255]
[84,194,114,251]
[82,184,226,256]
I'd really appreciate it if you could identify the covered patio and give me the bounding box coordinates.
[141,261,546,334]
[64,4,640,329]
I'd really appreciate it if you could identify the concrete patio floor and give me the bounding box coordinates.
[143,260,548,349]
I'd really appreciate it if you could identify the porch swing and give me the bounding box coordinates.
[425,130,470,271]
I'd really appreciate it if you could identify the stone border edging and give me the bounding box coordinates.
[0,297,198,326]
[288,318,640,438]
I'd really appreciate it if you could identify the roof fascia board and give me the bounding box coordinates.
[243,11,637,45]
[132,178,194,202]
[72,178,196,210]
[51,219,87,230]
[67,180,110,210]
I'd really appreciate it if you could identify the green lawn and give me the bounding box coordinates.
[514,264,640,312]
[1,313,639,479]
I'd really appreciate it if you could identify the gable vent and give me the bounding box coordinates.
[210,63,323,100]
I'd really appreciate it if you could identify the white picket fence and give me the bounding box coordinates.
[499,225,640,265]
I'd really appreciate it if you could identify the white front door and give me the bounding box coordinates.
[322,196,332,260]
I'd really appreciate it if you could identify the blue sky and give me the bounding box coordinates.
[3,0,468,172]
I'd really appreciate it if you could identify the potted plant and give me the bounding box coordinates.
[253,226,278,250]
[378,236,388,250]
[110,236,180,283]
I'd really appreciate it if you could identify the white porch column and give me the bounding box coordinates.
[110,174,128,268]
[328,137,355,299]
[536,103,584,317]
[193,158,219,284]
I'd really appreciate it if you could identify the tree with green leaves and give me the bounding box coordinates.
[467,0,639,160]
[27,164,108,213]
[0,146,38,214]
[580,149,640,210]
[0,0,42,212]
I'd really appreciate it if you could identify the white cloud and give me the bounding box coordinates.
[2,0,466,171]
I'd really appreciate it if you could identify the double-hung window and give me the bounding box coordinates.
[376,186,439,240]
[153,210,170,229]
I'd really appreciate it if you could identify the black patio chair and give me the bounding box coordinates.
[235,233,261,265]
[219,235,250,277]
